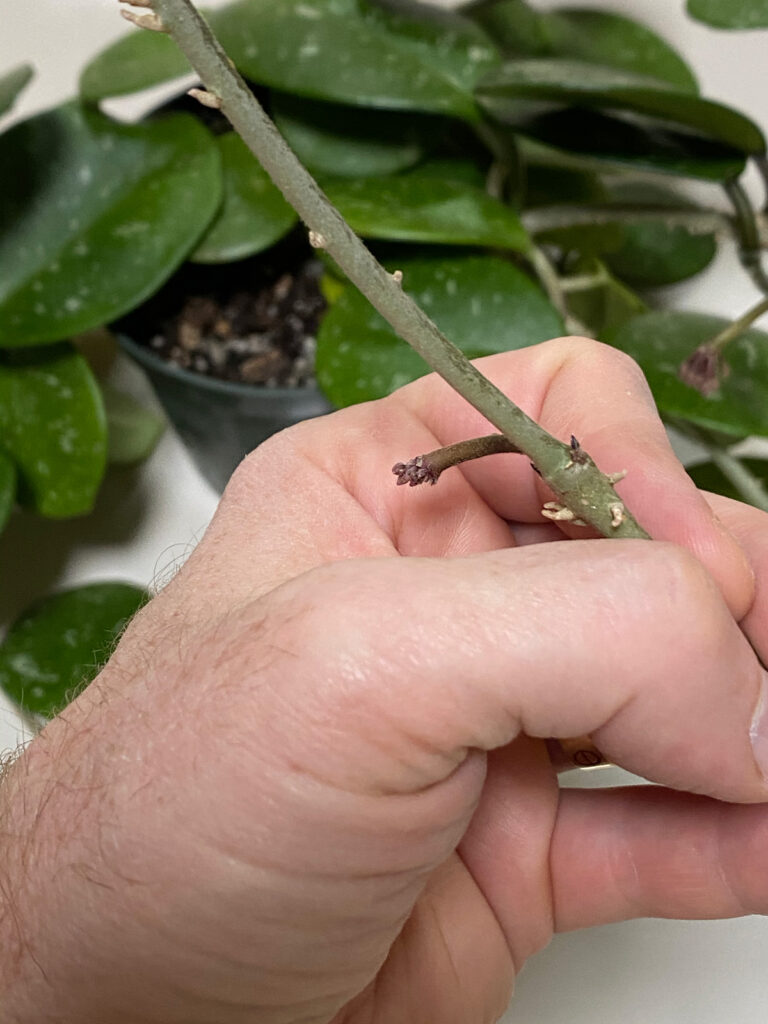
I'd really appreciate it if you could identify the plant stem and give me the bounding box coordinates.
[708,295,768,354]
[138,0,649,540]
[522,204,733,238]
[708,449,768,513]
[724,178,768,295]
[528,246,590,336]
[393,435,520,486]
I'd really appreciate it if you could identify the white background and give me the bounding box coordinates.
[1,1,767,1021]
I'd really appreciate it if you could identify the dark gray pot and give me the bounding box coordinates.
[118,333,334,493]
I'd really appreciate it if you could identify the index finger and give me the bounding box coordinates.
[392,337,754,619]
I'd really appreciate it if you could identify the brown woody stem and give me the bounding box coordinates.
[392,435,521,487]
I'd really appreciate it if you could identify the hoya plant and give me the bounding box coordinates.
[1,0,767,720]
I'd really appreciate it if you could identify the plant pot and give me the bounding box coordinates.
[117,332,334,493]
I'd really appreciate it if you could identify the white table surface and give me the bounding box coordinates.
[1,1,767,1021]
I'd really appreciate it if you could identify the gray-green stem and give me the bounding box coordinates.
[133,0,649,540]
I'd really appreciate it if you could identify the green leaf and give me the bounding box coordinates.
[603,311,768,438]
[0,102,221,347]
[605,222,717,287]
[317,253,563,406]
[102,385,165,465]
[687,0,768,30]
[215,0,498,121]
[517,110,748,182]
[323,168,531,251]
[0,583,146,718]
[271,93,433,178]
[688,458,768,501]
[80,15,202,101]
[0,449,16,534]
[0,63,33,117]
[477,59,765,155]
[0,344,107,517]
[543,9,698,93]
[464,2,697,91]
[82,0,498,121]
[190,132,297,264]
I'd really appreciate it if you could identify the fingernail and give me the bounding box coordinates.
[749,670,768,782]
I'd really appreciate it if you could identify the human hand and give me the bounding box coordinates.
[2,339,768,1024]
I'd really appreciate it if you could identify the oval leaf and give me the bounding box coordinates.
[477,59,765,154]
[464,2,697,91]
[0,102,221,347]
[606,222,716,286]
[191,132,297,263]
[0,449,16,534]
[517,110,747,182]
[215,0,498,121]
[272,92,432,178]
[687,0,768,29]
[0,583,146,718]
[80,13,207,101]
[317,254,563,406]
[0,344,107,517]
[0,63,33,118]
[604,311,768,438]
[544,9,698,93]
[323,169,531,251]
[102,385,165,465]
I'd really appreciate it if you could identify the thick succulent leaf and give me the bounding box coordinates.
[464,2,697,91]
[688,458,768,502]
[605,222,716,286]
[0,583,146,718]
[0,103,221,347]
[459,0,550,55]
[271,93,433,178]
[687,0,768,29]
[517,110,747,182]
[411,157,489,189]
[191,133,297,263]
[604,311,768,438]
[215,0,498,121]
[102,385,165,465]
[543,9,697,93]
[79,8,217,101]
[317,253,563,406]
[477,60,765,154]
[0,63,33,117]
[601,181,717,285]
[0,450,16,534]
[0,344,107,517]
[323,168,531,251]
[82,0,498,120]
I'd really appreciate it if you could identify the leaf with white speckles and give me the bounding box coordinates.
[603,311,768,437]
[83,0,498,120]
[463,2,698,91]
[0,344,107,517]
[191,133,298,263]
[323,167,531,251]
[0,449,15,534]
[687,0,768,29]
[0,63,33,117]
[0,102,221,347]
[317,253,563,406]
[0,583,146,718]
